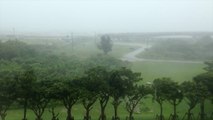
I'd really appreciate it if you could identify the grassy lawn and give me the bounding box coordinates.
[6,99,213,120]
[131,61,205,82]
[109,45,133,58]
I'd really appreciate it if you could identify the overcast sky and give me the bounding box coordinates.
[0,0,213,34]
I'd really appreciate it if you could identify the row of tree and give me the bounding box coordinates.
[0,61,213,120]
[0,40,212,120]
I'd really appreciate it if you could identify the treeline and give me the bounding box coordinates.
[0,40,54,60]
[0,62,213,120]
[0,40,212,120]
[138,36,213,61]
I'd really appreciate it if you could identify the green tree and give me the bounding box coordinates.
[15,67,37,120]
[166,81,183,120]
[181,81,206,120]
[47,80,62,120]
[193,61,213,120]
[28,80,52,120]
[36,55,83,120]
[109,67,140,120]
[0,40,36,60]
[204,61,213,72]
[153,78,172,120]
[48,101,60,120]
[194,73,212,120]
[52,79,81,120]
[98,35,113,54]
[0,74,16,120]
[80,74,100,120]
[125,85,151,120]
[84,66,110,120]
[85,55,129,71]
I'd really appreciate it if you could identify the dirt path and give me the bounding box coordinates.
[115,42,203,64]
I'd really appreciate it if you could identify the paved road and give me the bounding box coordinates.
[115,42,203,64]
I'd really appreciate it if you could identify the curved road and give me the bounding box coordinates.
[115,42,203,64]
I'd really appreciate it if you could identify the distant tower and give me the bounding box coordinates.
[12,28,17,40]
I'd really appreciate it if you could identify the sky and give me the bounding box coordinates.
[0,0,213,34]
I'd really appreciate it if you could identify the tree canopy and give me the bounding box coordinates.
[97,35,113,54]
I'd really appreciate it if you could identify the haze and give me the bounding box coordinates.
[0,0,213,34]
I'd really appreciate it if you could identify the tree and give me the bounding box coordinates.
[125,85,151,120]
[47,80,61,120]
[204,61,213,72]
[15,67,37,120]
[154,79,183,120]
[84,55,129,71]
[98,35,113,54]
[203,61,213,103]
[80,74,100,120]
[51,79,81,120]
[153,78,173,120]
[166,81,183,120]
[0,40,37,60]
[84,66,110,120]
[181,81,205,120]
[36,55,83,120]
[194,73,212,120]
[28,80,52,120]
[193,61,213,120]
[0,74,16,120]
[48,100,60,120]
[109,67,140,120]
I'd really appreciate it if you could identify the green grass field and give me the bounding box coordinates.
[4,40,213,120]
[132,61,205,83]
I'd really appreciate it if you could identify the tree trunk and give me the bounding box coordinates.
[174,104,176,116]
[173,103,177,120]
[99,97,109,120]
[0,113,6,120]
[23,99,28,120]
[113,104,118,120]
[128,111,134,120]
[35,115,42,120]
[100,105,106,120]
[66,107,73,120]
[50,107,59,120]
[160,103,163,120]
[187,108,192,120]
[200,100,205,120]
[85,107,90,120]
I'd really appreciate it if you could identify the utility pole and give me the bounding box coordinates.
[71,32,74,50]
[94,32,97,44]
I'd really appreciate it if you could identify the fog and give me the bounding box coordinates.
[1,1,213,120]
[0,0,213,34]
